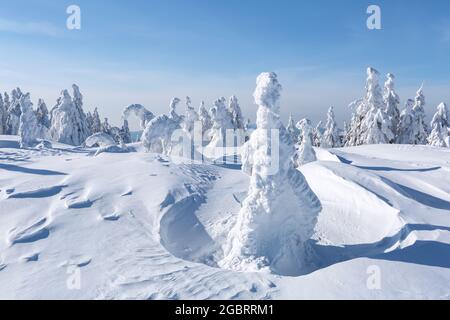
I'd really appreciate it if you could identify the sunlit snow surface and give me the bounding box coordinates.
[0,135,449,299]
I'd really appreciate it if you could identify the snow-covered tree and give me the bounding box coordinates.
[286,114,300,144]
[295,118,316,166]
[142,114,182,154]
[383,73,400,142]
[50,87,90,146]
[427,102,449,147]
[0,93,5,134]
[397,99,415,144]
[228,95,245,130]
[6,88,23,135]
[182,96,199,134]
[122,104,154,130]
[169,97,183,124]
[101,117,111,135]
[90,108,102,133]
[341,121,349,146]
[198,101,212,137]
[411,85,428,145]
[221,72,321,275]
[35,99,50,139]
[346,68,394,145]
[119,119,132,144]
[71,84,91,140]
[321,107,341,148]
[204,97,235,159]
[36,99,50,129]
[18,93,41,148]
[313,120,324,147]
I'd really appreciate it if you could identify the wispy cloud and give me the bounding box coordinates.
[0,18,61,37]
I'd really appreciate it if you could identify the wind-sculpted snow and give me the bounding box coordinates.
[0,134,449,299]
[85,132,116,148]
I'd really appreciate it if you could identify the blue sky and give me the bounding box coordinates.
[1,0,450,129]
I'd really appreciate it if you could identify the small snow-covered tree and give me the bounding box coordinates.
[101,117,111,135]
[198,101,212,137]
[120,119,132,144]
[383,73,400,142]
[182,96,199,134]
[36,99,50,129]
[6,88,23,135]
[286,114,300,144]
[0,93,5,134]
[427,102,449,147]
[313,120,324,147]
[18,93,41,148]
[71,84,91,141]
[85,132,116,148]
[50,87,90,146]
[295,118,317,166]
[90,108,102,133]
[221,72,321,275]
[228,95,245,130]
[122,104,154,130]
[321,107,341,148]
[397,99,415,144]
[411,85,428,145]
[204,97,235,159]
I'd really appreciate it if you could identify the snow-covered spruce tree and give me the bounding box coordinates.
[120,119,132,144]
[36,99,50,129]
[0,93,5,134]
[411,85,428,145]
[182,96,199,134]
[321,106,341,148]
[50,88,89,146]
[6,88,23,135]
[312,120,324,147]
[383,73,400,142]
[204,97,235,159]
[198,100,213,137]
[427,103,449,147]
[101,117,111,135]
[228,95,245,130]
[286,114,300,144]
[220,72,321,275]
[90,108,102,133]
[341,121,349,146]
[348,68,394,145]
[18,93,41,148]
[295,118,317,166]
[71,84,91,141]
[397,99,415,144]
[122,104,155,130]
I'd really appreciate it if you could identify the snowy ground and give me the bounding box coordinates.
[0,135,449,299]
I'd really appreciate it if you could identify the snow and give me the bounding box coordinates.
[0,134,449,299]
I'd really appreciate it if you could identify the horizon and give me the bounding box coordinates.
[1,0,450,129]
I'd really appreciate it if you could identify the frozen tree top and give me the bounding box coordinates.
[253,72,282,111]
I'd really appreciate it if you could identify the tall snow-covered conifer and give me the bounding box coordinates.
[295,118,317,166]
[321,107,341,148]
[411,85,428,145]
[221,72,321,275]
[427,102,449,147]
[397,99,415,144]
[18,93,40,148]
[383,73,400,142]
[287,114,300,144]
